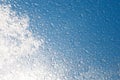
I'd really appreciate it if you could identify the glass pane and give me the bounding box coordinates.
[0,0,120,80]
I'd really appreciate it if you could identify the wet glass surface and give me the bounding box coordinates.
[0,0,120,80]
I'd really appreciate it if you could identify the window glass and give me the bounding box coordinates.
[0,0,120,80]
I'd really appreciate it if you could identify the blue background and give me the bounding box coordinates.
[1,0,120,80]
